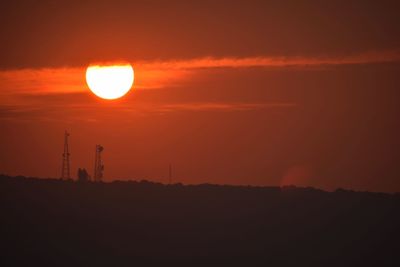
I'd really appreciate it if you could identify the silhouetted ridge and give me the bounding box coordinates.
[0,175,399,267]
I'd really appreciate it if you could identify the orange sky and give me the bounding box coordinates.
[1,1,400,192]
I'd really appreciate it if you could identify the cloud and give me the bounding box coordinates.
[138,50,400,70]
[126,102,296,114]
[0,68,85,95]
[1,51,399,97]
[0,99,296,123]
[0,50,397,121]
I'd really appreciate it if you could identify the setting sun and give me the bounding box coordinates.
[86,64,134,99]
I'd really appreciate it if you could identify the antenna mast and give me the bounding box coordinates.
[169,164,172,184]
[94,145,104,182]
[61,130,70,180]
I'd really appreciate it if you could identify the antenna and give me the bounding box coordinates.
[169,163,172,184]
[93,145,104,182]
[61,130,70,180]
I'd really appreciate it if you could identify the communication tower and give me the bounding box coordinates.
[93,145,104,182]
[61,131,70,180]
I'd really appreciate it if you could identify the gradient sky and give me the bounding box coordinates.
[1,0,400,192]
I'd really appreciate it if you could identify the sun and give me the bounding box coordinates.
[86,64,134,100]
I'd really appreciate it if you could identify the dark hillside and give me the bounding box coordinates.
[0,175,399,266]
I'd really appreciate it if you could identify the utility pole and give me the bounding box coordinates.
[93,145,104,182]
[169,163,172,184]
[61,130,70,180]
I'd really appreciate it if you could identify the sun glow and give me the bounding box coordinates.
[86,64,134,99]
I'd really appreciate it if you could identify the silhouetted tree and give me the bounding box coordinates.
[77,168,90,182]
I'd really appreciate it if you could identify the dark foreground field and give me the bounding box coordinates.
[0,175,399,266]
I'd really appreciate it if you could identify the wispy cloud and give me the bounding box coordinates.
[0,100,296,122]
[0,50,398,121]
[138,50,400,70]
[0,68,85,95]
[1,50,399,97]
[153,102,295,112]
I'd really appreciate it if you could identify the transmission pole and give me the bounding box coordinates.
[61,130,70,180]
[169,163,172,184]
[93,145,104,182]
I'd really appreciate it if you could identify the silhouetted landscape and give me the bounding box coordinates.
[1,174,399,266]
[1,1,400,266]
